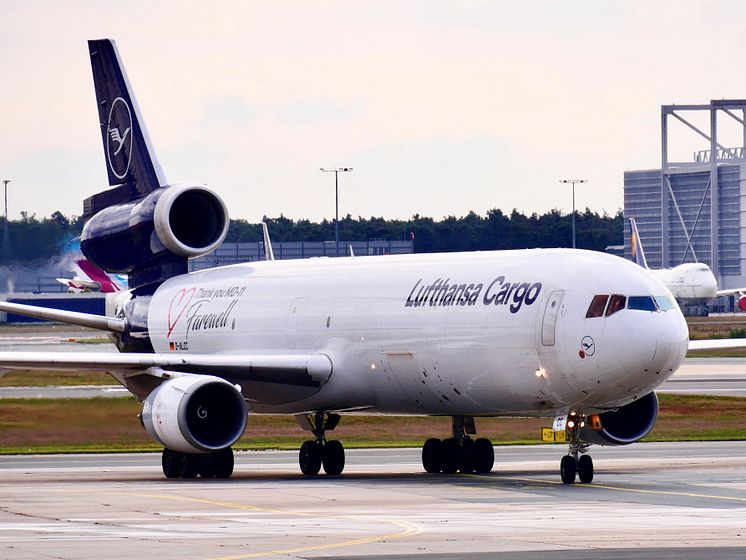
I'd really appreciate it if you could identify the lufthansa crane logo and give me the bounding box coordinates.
[106,97,133,180]
[580,336,596,357]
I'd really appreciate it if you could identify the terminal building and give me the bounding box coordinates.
[624,99,746,311]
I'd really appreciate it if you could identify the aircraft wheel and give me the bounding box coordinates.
[422,438,443,473]
[457,437,475,473]
[299,440,322,475]
[198,453,217,478]
[179,452,200,479]
[472,438,495,474]
[440,438,460,474]
[560,455,577,484]
[322,440,345,475]
[577,454,594,484]
[162,448,181,479]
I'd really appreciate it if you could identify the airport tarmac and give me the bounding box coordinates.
[0,442,745,559]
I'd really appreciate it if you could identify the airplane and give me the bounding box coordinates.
[629,217,746,308]
[56,258,127,293]
[0,38,725,485]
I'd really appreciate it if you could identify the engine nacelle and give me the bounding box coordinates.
[81,184,229,274]
[140,374,248,453]
[579,392,659,446]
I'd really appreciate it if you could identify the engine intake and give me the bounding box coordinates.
[579,392,659,446]
[141,374,248,453]
[81,184,229,285]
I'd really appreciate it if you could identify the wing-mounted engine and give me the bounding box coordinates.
[579,391,659,446]
[81,184,229,288]
[140,374,248,453]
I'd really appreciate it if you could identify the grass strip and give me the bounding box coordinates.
[0,394,744,454]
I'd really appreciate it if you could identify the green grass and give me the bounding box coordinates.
[0,394,744,454]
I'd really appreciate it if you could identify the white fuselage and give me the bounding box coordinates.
[647,264,718,301]
[141,249,688,418]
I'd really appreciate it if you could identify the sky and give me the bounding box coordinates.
[2,1,746,223]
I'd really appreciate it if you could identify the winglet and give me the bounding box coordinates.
[261,222,275,261]
[629,218,649,269]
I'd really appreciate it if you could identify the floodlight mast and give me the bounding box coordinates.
[560,179,588,249]
[320,167,353,257]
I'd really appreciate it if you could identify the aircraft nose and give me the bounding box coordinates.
[632,310,688,379]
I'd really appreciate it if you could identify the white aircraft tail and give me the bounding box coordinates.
[629,218,649,269]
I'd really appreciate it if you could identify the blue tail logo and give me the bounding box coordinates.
[106,97,133,179]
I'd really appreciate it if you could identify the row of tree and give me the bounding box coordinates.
[0,208,623,265]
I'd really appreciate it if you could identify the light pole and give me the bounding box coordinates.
[560,179,587,249]
[2,180,9,259]
[320,167,353,257]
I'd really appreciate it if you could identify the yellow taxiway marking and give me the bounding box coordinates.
[73,489,422,560]
[466,474,746,503]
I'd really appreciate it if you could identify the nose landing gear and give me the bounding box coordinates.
[560,414,594,484]
[296,411,346,475]
[421,416,495,474]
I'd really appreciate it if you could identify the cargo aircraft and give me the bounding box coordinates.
[629,217,746,307]
[0,39,718,484]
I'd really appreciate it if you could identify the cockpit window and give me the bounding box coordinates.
[628,296,657,311]
[586,295,609,318]
[654,295,674,310]
[605,294,626,316]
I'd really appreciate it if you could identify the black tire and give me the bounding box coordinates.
[198,454,217,478]
[422,438,443,473]
[322,440,345,475]
[457,437,475,473]
[440,438,460,474]
[299,440,322,475]
[213,447,234,478]
[162,448,181,479]
[179,452,200,479]
[560,454,576,484]
[577,454,594,484]
[472,438,495,474]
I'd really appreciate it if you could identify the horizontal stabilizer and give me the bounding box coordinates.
[0,301,125,332]
[0,351,333,387]
[688,338,746,351]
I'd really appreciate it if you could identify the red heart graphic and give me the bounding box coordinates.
[167,287,196,337]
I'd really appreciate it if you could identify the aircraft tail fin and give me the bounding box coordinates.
[629,217,649,269]
[84,39,167,216]
[261,222,275,261]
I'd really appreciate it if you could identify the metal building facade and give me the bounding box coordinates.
[623,99,746,293]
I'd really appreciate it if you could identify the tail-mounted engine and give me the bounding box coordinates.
[81,184,229,288]
[140,374,248,453]
[579,392,659,446]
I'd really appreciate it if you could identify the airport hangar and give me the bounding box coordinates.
[624,99,746,313]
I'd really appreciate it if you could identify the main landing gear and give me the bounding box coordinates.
[161,447,234,479]
[421,416,495,474]
[560,413,594,484]
[296,411,346,476]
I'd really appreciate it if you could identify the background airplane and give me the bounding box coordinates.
[629,217,746,308]
[56,258,127,293]
[0,39,730,486]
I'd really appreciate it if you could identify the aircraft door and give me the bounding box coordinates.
[541,290,565,347]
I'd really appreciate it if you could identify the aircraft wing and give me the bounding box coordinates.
[688,338,746,351]
[0,351,332,387]
[716,288,746,297]
[0,300,125,332]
